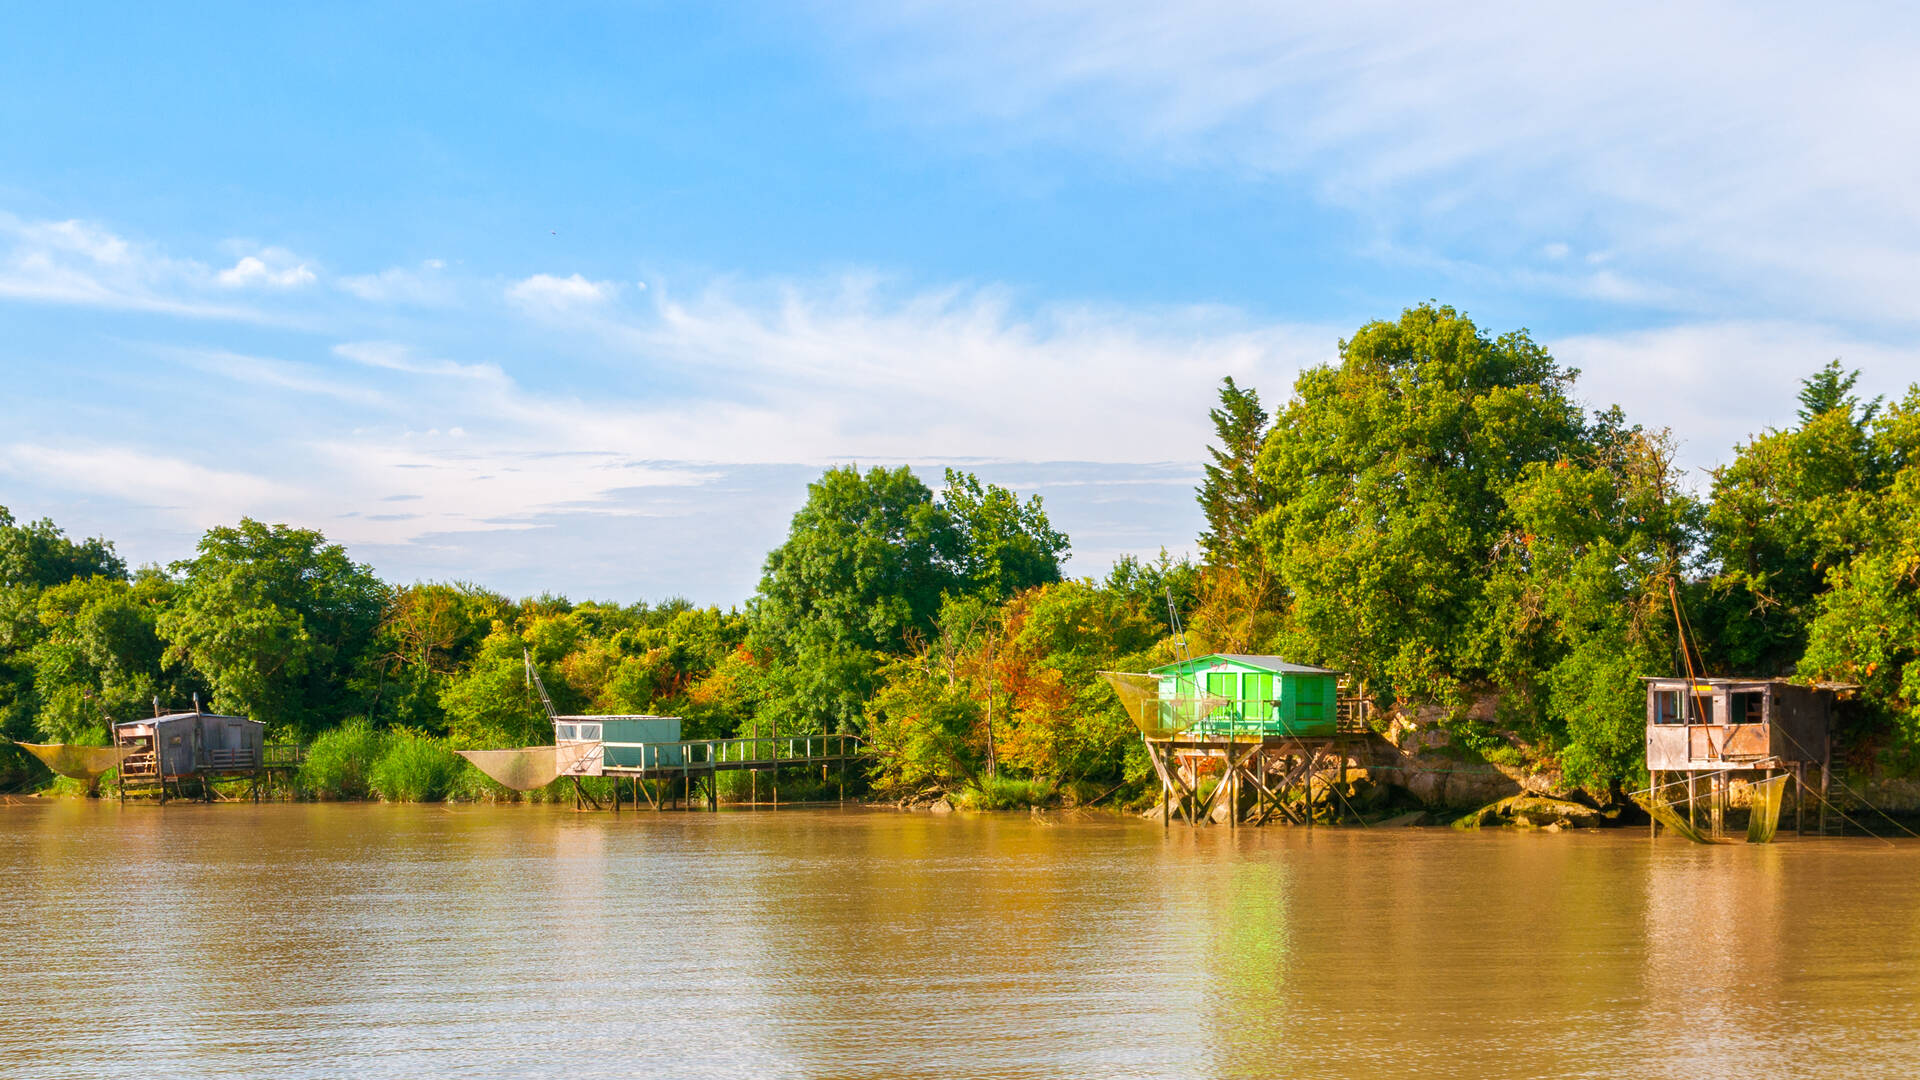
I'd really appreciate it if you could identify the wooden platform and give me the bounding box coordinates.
[1143,723,1384,827]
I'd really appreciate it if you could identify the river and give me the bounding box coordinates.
[3,801,1917,1079]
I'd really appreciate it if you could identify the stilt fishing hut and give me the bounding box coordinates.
[113,707,265,802]
[453,651,863,809]
[1105,654,1375,827]
[1644,676,1850,840]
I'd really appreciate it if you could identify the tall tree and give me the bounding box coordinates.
[158,520,386,736]
[0,507,126,590]
[1197,376,1273,576]
[1702,362,1888,674]
[1254,303,1587,706]
[749,466,962,733]
[942,468,1069,603]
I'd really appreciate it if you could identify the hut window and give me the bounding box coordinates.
[1653,691,1682,724]
[1690,692,1716,724]
[1731,692,1765,725]
[556,724,577,741]
[578,724,601,741]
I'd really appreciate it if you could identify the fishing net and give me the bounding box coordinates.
[15,743,128,781]
[1648,798,1719,845]
[1097,672,1228,738]
[456,742,596,790]
[1746,774,1790,844]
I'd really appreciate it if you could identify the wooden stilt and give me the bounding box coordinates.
[1649,770,1659,837]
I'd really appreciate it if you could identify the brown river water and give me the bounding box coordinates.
[4,801,1918,1079]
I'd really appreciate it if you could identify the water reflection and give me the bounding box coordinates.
[3,803,1918,1079]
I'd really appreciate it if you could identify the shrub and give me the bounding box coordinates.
[299,718,388,799]
[957,774,1056,811]
[368,731,466,803]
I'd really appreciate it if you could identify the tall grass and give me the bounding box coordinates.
[368,732,466,803]
[298,718,388,799]
[957,775,1056,811]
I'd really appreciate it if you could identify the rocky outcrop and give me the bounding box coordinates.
[1453,793,1608,830]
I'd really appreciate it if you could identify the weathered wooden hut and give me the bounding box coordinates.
[114,710,265,798]
[1644,676,1847,837]
[1151,654,1342,737]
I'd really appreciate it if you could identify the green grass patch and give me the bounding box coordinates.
[368,732,466,803]
[956,774,1056,811]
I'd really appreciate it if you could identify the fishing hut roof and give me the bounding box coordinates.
[1638,676,1859,691]
[553,714,681,721]
[1149,654,1341,676]
[115,712,257,728]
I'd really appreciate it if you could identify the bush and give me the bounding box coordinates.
[299,718,388,799]
[368,732,465,803]
[957,774,1056,811]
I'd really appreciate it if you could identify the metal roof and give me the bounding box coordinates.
[1640,676,1859,690]
[115,712,257,728]
[554,714,683,722]
[1150,653,1340,676]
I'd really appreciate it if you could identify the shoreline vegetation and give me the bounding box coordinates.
[7,303,1920,828]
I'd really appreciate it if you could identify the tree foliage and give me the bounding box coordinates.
[158,520,386,736]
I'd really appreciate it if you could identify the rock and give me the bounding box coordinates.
[1456,793,1605,830]
[927,797,953,815]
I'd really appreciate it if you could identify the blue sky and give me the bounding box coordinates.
[3,2,1915,603]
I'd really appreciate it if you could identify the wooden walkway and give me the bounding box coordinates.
[582,733,865,811]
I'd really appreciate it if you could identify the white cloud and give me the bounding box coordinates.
[506,272,618,312]
[166,347,389,408]
[337,261,454,305]
[1553,321,1920,481]
[0,212,261,319]
[817,2,1920,326]
[0,444,287,527]
[216,248,316,289]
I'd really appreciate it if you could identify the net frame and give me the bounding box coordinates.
[14,742,131,781]
[1746,773,1790,844]
[456,742,597,791]
[1097,672,1231,739]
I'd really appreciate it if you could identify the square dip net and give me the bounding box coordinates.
[1097,672,1229,739]
[14,742,132,781]
[456,742,597,791]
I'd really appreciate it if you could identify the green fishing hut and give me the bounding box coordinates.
[553,714,685,774]
[1151,654,1342,737]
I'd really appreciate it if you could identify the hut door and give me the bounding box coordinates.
[1243,673,1273,721]
[1206,672,1237,723]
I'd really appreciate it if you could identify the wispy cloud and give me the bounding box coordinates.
[216,247,316,289]
[0,212,262,320]
[816,2,1920,326]
[337,259,453,305]
[506,272,618,312]
[0,443,287,525]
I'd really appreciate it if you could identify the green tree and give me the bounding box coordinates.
[1701,363,1888,674]
[27,571,191,743]
[1799,386,1920,761]
[0,507,125,589]
[748,466,960,733]
[1479,423,1700,787]
[158,520,386,736]
[1197,376,1273,578]
[942,468,1069,602]
[1255,303,1587,706]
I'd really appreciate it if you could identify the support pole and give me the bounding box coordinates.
[1649,770,1659,838]
[1795,762,1805,837]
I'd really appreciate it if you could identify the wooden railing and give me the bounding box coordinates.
[596,733,865,772]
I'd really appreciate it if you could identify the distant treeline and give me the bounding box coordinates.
[4,302,1916,802]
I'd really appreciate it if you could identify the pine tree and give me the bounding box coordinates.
[1796,359,1881,427]
[1196,377,1273,575]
